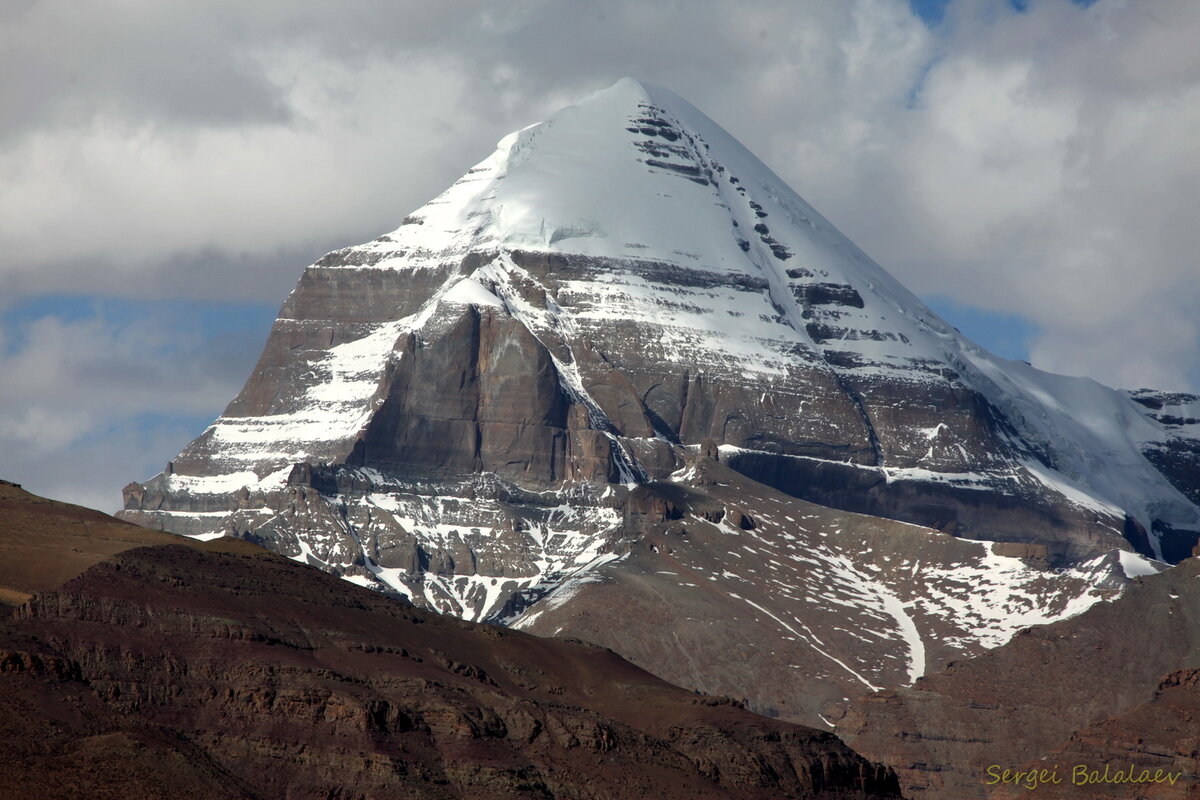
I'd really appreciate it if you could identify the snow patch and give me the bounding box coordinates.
[442,277,505,308]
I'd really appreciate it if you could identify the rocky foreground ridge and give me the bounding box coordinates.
[0,481,900,799]
[117,79,1200,735]
[840,555,1200,799]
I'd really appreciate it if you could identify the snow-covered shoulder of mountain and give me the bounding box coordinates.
[957,348,1198,557]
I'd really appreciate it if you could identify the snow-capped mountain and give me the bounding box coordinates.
[119,78,1199,726]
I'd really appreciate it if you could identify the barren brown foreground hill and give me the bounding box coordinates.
[840,555,1200,799]
[0,480,900,799]
[0,478,262,606]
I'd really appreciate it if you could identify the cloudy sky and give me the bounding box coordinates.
[2,0,1198,511]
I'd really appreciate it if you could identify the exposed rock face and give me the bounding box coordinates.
[0,505,903,799]
[839,557,1200,799]
[1128,391,1200,519]
[117,78,1200,730]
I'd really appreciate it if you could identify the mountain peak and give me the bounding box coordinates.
[120,81,1200,725]
[577,75,661,108]
[380,74,857,282]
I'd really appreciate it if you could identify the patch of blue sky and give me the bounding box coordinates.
[923,294,1037,363]
[1,294,277,357]
[905,0,1100,107]
[905,55,942,109]
[909,0,953,27]
[909,0,1099,29]
[73,411,218,448]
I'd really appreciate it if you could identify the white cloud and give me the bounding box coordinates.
[787,0,1200,391]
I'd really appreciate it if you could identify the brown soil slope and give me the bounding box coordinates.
[0,484,901,800]
[0,479,258,605]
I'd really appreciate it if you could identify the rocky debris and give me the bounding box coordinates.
[0,487,903,799]
[838,557,1200,799]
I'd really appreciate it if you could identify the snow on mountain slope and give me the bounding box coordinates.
[511,454,1139,726]
[119,79,1198,723]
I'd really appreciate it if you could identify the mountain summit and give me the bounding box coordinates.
[120,79,1200,724]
